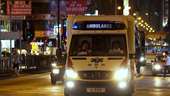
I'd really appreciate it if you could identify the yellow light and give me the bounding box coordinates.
[141,20,144,23]
[133,13,137,16]
[140,24,144,27]
[148,37,152,40]
[117,6,122,10]
[163,52,166,56]
[138,22,142,25]
[137,17,142,20]
[145,13,149,16]
[150,28,153,30]
[153,38,156,41]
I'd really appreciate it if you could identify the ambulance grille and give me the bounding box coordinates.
[79,71,112,80]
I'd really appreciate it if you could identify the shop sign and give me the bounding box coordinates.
[67,0,88,15]
[0,32,21,39]
[35,31,47,38]
[7,0,32,15]
[0,0,1,12]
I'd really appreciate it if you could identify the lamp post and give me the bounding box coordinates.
[115,0,117,15]
[9,0,13,68]
[57,0,60,49]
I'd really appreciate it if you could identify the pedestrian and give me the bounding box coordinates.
[12,50,20,76]
[163,51,170,78]
[77,40,91,56]
[136,60,141,77]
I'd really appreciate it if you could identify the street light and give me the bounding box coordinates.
[145,13,149,16]
[137,17,142,20]
[57,0,60,49]
[133,13,137,16]
[117,6,122,10]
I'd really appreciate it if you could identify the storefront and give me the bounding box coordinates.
[30,38,57,56]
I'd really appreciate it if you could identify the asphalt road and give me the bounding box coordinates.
[0,73,63,96]
[0,73,170,96]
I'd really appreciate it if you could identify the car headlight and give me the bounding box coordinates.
[153,64,162,70]
[66,81,75,88]
[139,56,145,62]
[118,81,127,89]
[114,68,129,81]
[65,69,79,79]
[51,63,57,67]
[52,69,60,74]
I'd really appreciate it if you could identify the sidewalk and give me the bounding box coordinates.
[0,71,15,80]
[0,69,50,80]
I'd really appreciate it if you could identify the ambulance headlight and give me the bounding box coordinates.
[118,81,127,89]
[66,81,75,88]
[114,68,129,81]
[52,69,60,74]
[65,69,79,79]
[153,64,162,71]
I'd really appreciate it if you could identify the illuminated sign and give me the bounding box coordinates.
[86,24,112,29]
[72,21,126,30]
[7,0,31,15]
[67,0,88,15]
[123,0,129,16]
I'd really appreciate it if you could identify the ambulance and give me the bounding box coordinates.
[64,15,136,96]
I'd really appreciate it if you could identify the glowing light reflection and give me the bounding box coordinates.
[154,77,162,87]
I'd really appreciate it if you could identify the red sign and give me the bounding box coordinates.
[0,0,1,12]
[7,0,31,15]
[67,0,88,15]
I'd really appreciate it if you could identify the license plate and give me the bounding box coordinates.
[86,88,106,93]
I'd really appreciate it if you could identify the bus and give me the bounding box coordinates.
[64,15,136,96]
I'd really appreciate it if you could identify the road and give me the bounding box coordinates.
[0,73,63,96]
[0,73,170,96]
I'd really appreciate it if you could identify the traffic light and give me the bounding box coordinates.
[26,29,34,41]
[23,20,35,41]
[1,0,7,15]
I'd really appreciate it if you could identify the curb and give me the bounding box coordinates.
[0,73,13,80]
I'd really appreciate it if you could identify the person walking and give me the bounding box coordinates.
[12,50,20,76]
[163,51,170,78]
[136,59,142,77]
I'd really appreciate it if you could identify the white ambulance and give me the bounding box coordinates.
[64,15,136,96]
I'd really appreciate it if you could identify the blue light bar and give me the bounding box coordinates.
[72,24,79,29]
